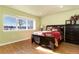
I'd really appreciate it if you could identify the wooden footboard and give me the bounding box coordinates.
[32,34,55,50]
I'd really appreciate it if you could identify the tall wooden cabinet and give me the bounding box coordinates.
[65,24,79,44]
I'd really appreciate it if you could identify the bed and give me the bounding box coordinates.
[32,31,55,50]
[31,24,65,50]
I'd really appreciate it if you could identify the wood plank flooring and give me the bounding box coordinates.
[0,39,79,54]
[55,42,79,54]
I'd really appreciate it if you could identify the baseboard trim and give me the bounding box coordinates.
[0,37,30,46]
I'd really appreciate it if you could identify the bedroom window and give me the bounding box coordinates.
[3,15,36,31]
[3,15,17,31]
[17,18,27,30]
[28,20,34,29]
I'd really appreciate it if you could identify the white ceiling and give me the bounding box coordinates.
[7,5,79,17]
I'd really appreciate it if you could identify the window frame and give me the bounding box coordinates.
[3,15,36,32]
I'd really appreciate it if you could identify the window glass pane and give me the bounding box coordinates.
[26,19,28,29]
[3,16,16,30]
[28,20,33,29]
[17,18,26,30]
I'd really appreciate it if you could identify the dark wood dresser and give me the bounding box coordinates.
[65,24,79,44]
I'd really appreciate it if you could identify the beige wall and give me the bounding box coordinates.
[0,6,41,45]
[41,9,79,26]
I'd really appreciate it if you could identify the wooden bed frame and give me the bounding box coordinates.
[32,34,55,50]
[32,25,65,50]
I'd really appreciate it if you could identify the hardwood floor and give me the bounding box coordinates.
[55,42,79,54]
[0,39,79,54]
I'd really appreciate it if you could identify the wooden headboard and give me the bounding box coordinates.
[46,25,65,41]
[46,25,65,31]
